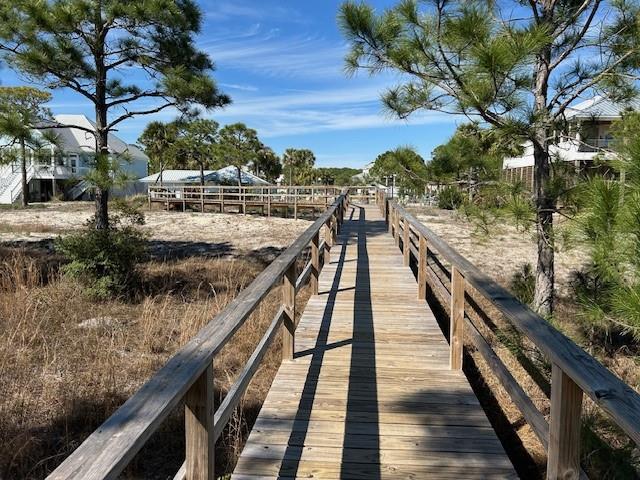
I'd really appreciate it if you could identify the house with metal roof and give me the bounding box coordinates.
[503,95,640,189]
[139,166,269,186]
[0,114,149,204]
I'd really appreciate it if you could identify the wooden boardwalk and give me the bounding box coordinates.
[232,203,517,479]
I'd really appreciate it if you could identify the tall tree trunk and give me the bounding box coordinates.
[20,138,28,207]
[159,158,164,187]
[200,162,205,186]
[532,43,554,317]
[237,166,242,188]
[94,124,110,230]
[94,20,109,231]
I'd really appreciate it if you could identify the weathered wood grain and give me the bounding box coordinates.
[231,203,515,479]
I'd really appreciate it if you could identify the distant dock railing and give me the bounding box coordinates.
[148,184,376,218]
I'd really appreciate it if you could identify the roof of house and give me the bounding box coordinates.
[139,166,270,185]
[565,95,640,120]
[37,114,148,160]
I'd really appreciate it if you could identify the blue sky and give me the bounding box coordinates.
[1,1,464,169]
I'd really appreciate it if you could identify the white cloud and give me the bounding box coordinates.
[212,83,453,137]
[203,29,346,79]
[220,82,259,92]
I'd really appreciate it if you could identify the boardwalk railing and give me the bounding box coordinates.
[148,185,342,217]
[47,192,349,480]
[380,193,640,480]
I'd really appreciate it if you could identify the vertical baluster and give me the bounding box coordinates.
[311,231,320,295]
[282,261,297,361]
[547,365,583,480]
[325,217,333,264]
[450,266,465,370]
[403,217,410,266]
[418,235,428,300]
[185,363,214,480]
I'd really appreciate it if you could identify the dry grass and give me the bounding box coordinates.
[0,241,310,479]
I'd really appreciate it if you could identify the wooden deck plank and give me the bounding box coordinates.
[231,203,517,479]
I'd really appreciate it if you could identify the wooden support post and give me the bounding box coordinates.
[393,209,400,246]
[418,235,428,300]
[388,204,393,234]
[267,188,271,217]
[547,364,583,480]
[200,188,204,213]
[282,261,297,361]
[324,219,333,264]
[331,214,337,245]
[294,188,298,219]
[185,362,214,480]
[242,188,247,215]
[403,217,410,266]
[311,231,320,295]
[450,266,464,370]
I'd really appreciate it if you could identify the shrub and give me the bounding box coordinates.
[510,262,535,306]
[438,186,463,209]
[56,204,147,299]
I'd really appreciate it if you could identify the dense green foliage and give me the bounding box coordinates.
[572,112,640,342]
[282,149,316,185]
[437,186,463,210]
[430,124,522,186]
[314,167,362,185]
[370,147,427,195]
[56,202,147,299]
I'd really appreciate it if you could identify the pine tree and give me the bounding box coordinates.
[138,121,180,186]
[0,0,230,228]
[217,123,261,188]
[339,0,640,315]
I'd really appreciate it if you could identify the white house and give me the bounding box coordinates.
[0,114,149,204]
[503,95,640,189]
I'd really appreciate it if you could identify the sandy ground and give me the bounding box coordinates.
[408,205,589,298]
[0,202,312,256]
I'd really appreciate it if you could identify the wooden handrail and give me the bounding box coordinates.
[48,192,349,480]
[380,193,640,480]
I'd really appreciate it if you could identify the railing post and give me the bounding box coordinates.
[311,231,320,295]
[403,217,410,266]
[324,218,332,264]
[294,187,298,219]
[200,187,204,213]
[393,208,400,246]
[450,266,464,370]
[282,261,297,361]
[185,362,214,480]
[387,202,393,234]
[547,364,583,480]
[418,235,428,300]
[331,213,338,245]
[242,187,247,214]
[267,187,271,217]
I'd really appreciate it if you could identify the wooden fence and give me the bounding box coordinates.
[381,194,640,480]
[47,192,350,480]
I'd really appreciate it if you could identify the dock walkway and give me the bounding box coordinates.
[232,203,517,479]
